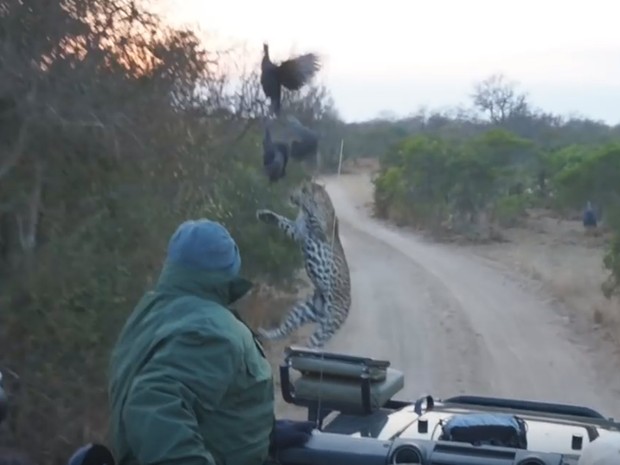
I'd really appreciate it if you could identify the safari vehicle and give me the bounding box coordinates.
[1,352,619,465]
[276,346,620,465]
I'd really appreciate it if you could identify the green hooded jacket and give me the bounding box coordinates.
[107,263,275,465]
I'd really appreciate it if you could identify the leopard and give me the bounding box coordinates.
[255,180,352,349]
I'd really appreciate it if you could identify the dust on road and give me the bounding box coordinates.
[317,172,620,419]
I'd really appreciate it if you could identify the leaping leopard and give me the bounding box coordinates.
[256,180,352,349]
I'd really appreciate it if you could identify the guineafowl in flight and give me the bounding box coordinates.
[286,115,319,161]
[260,43,321,116]
[261,117,320,182]
[583,201,597,229]
[262,124,289,183]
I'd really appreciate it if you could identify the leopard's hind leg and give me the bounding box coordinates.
[258,289,324,341]
[306,301,349,349]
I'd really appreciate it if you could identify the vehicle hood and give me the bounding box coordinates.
[337,404,620,458]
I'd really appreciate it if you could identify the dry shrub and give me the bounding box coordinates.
[0,0,340,462]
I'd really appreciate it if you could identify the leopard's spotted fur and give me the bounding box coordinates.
[256,180,351,348]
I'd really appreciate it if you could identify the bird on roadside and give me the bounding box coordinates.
[583,201,597,229]
[262,123,289,183]
[260,43,321,116]
[286,115,319,161]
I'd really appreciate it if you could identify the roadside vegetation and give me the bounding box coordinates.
[0,0,341,462]
[366,74,620,328]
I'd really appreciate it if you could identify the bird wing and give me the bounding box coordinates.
[263,125,274,151]
[277,53,321,91]
[264,143,289,182]
[290,138,319,161]
[286,115,318,141]
[285,116,319,160]
[275,142,290,171]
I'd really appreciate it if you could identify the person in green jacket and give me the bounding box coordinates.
[106,219,314,465]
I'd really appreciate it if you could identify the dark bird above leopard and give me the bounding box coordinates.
[260,43,321,116]
[261,117,321,183]
[262,123,289,183]
[286,115,319,161]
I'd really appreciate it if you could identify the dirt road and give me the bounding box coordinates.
[319,173,620,419]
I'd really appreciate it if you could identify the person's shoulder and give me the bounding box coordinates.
[159,296,244,342]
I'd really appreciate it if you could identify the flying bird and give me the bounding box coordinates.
[260,43,321,116]
[286,115,319,161]
[260,117,321,182]
[262,123,289,183]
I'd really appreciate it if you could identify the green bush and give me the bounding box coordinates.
[373,128,620,303]
[0,127,308,462]
[552,143,620,212]
[373,165,406,217]
[0,0,334,461]
[491,194,530,227]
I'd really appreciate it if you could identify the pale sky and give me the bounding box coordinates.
[155,0,620,125]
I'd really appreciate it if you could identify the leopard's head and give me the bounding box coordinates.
[290,180,336,229]
[290,180,321,208]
